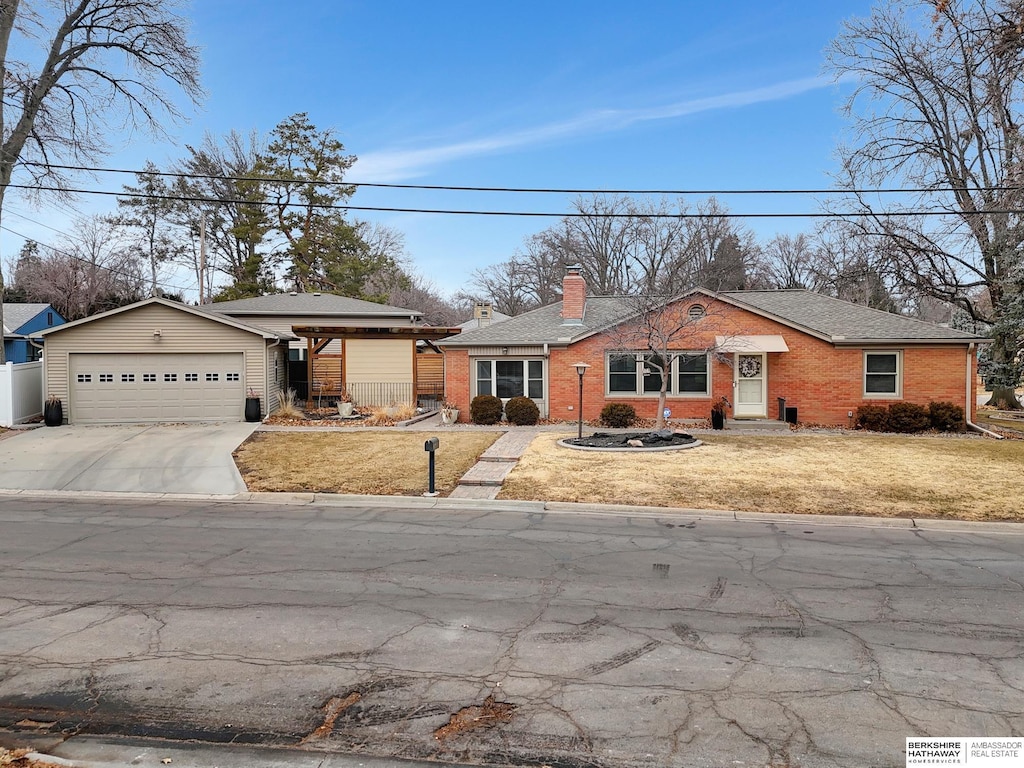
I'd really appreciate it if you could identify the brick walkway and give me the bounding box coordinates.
[448,428,542,500]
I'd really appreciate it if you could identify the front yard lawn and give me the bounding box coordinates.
[499,433,1024,521]
[234,431,502,495]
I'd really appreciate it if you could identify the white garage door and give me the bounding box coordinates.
[69,353,246,424]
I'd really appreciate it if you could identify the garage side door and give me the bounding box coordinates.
[69,353,245,424]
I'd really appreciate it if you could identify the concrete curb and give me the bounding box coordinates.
[2,732,469,768]
[0,488,1020,534]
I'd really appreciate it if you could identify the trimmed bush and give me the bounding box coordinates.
[470,394,503,425]
[855,404,889,432]
[886,401,931,433]
[929,400,965,432]
[505,396,540,426]
[600,402,637,428]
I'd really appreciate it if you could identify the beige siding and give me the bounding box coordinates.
[44,303,271,420]
[346,339,413,382]
[345,339,414,406]
[266,344,288,413]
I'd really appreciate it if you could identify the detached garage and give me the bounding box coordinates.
[40,298,292,425]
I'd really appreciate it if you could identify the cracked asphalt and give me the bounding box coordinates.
[0,495,1021,768]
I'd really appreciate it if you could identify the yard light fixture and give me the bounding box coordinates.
[573,362,590,439]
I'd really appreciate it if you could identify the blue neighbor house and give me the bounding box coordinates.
[3,303,66,363]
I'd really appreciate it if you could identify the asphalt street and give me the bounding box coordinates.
[0,495,1021,768]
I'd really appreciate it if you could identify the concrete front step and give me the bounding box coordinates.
[448,484,501,499]
[726,418,791,431]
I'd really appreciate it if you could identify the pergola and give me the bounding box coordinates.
[291,325,460,406]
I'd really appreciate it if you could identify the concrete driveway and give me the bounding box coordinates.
[0,423,259,494]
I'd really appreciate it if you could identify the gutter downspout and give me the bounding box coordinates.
[265,336,285,420]
[966,343,1003,439]
[543,343,550,419]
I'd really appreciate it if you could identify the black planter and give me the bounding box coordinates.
[44,398,63,427]
[244,397,261,422]
[710,409,725,430]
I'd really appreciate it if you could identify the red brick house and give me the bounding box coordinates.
[440,267,987,427]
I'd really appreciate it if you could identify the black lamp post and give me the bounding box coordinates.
[573,362,590,439]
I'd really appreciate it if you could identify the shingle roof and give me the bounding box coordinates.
[39,297,293,340]
[720,290,983,342]
[442,297,634,346]
[3,303,51,334]
[205,292,421,317]
[440,289,985,347]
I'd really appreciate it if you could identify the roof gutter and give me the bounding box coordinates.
[965,343,1003,439]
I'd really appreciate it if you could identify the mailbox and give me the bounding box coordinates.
[423,437,440,496]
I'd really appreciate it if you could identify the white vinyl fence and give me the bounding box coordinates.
[0,360,43,427]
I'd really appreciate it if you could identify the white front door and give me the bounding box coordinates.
[734,353,766,418]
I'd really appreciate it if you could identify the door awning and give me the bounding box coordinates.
[715,334,790,353]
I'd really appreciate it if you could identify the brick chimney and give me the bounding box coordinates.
[560,264,586,325]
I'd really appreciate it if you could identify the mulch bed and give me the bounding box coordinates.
[564,429,699,448]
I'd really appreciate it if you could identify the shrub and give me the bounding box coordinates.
[273,388,304,420]
[504,396,539,425]
[600,402,637,428]
[470,394,503,425]
[886,401,931,433]
[928,400,965,432]
[855,404,889,432]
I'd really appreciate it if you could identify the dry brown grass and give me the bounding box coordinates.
[234,431,501,495]
[498,433,1024,521]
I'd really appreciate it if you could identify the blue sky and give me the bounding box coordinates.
[2,1,876,300]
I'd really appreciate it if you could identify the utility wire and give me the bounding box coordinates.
[0,222,196,294]
[2,182,1015,218]
[20,161,1024,196]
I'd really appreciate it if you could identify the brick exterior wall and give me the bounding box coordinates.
[443,298,977,426]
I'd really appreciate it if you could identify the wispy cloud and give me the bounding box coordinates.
[354,74,837,181]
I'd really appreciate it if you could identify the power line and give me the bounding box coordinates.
[21,160,1024,196]
[3,182,1018,218]
[0,222,195,294]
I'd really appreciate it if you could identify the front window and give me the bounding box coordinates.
[864,351,901,396]
[642,353,665,393]
[608,354,637,393]
[677,353,709,393]
[606,351,710,396]
[475,359,543,400]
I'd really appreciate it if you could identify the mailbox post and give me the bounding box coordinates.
[423,437,440,497]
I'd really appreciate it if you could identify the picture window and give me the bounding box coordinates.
[606,351,710,397]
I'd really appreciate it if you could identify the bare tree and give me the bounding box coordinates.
[827,0,1024,407]
[464,258,540,316]
[604,294,731,429]
[755,233,819,290]
[0,0,202,357]
[12,215,145,319]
